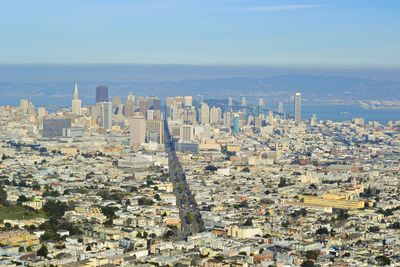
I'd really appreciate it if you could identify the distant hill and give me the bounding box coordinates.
[0,75,399,105]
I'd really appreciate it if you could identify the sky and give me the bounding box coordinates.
[0,0,400,67]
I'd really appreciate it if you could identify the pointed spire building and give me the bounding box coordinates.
[72,82,82,115]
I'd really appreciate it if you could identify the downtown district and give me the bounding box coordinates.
[0,85,399,267]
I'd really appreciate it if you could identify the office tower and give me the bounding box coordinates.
[223,112,232,127]
[20,99,29,115]
[310,114,317,126]
[72,83,82,115]
[42,118,71,138]
[258,98,264,107]
[228,97,233,108]
[194,95,204,109]
[124,92,135,117]
[138,99,149,114]
[210,106,221,125]
[267,111,274,126]
[100,102,113,130]
[96,85,108,103]
[233,114,240,134]
[147,96,161,111]
[146,119,164,144]
[129,112,146,146]
[183,96,193,107]
[27,101,35,116]
[200,103,210,125]
[278,101,284,114]
[180,125,193,141]
[194,95,204,121]
[294,92,301,123]
[37,107,46,119]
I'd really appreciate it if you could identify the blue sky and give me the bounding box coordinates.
[1,0,399,66]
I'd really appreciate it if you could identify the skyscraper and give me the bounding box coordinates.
[72,83,82,115]
[183,96,193,107]
[200,103,210,125]
[124,92,135,117]
[146,119,164,144]
[130,112,146,146]
[101,102,113,130]
[233,114,240,134]
[294,92,302,123]
[96,85,108,103]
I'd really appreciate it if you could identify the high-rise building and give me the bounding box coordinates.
[210,106,221,125]
[180,125,193,141]
[147,96,161,111]
[124,92,135,117]
[294,92,302,123]
[200,103,210,125]
[100,102,113,130]
[130,112,146,146]
[146,119,164,144]
[223,112,232,127]
[267,111,274,126]
[228,97,233,108]
[96,85,108,103]
[42,118,71,138]
[183,96,193,107]
[20,99,29,116]
[72,83,82,115]
[37,107,46,119]
[233,114,240,134]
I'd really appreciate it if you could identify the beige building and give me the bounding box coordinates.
[130,112,146,146]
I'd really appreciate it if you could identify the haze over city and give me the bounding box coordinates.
[0,1,399,267]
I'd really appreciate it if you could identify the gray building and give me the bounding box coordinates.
[42,118,71,138]
[96,85,108,103]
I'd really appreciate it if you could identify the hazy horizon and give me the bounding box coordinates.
[1,64,400,82]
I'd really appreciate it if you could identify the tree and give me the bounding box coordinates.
[305,250,319,260]
[17,195,28,205]
[243,217,253,226]
[205,165,218,172]
[0,185,8,206]
[154,194,161,201]
[101,206,119,219]
[32,183,41,190]
[316,227,329,236]
[37,244,48,258]
[301,260,315,267]
[242,167,250,173]
[375,255,391,266]
[43,200,68,219]
[278,177,287,188]
[138,197,154,206]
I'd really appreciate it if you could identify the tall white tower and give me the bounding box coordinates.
[72,83,82,115]
[294,92,301,123]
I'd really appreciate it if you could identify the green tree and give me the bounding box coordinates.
[0,185,8,206]
[375,255,391,266]
[17,195,28,205]
[43,200,68,219]
[37,244,48,258]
